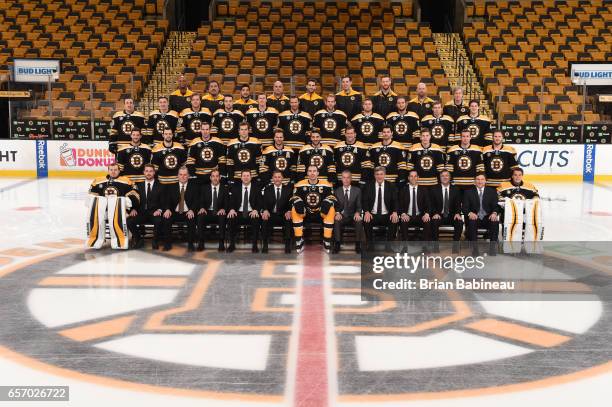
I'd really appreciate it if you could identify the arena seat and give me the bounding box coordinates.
[0,0,168,121]
[463,0,610,124]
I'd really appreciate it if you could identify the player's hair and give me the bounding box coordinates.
[469,99,480,106]
[274,127,284,135]
[143,163,155,171]
[163,127,173,133]
[108,162,119,169]
[380,74,391,81]
[493,129,504,137]
[224,94,233,100]
[307,165,319,173]
[420,127,430,134]
[341,75,352,81]
[325,93,336,100]
[345,124,355,132]
[158,96,168,102]
[453,86,463,94]
[396,95,406,102]
[208,80,219,88]
[432,100,442,107]
[240,84,250,90]
[310,127,321,136]
[239,121,249,129]
[290,95,299,100]
[307,78,317,84]
[131,127,141,133]
[257,93,267,99]
[271,170,283,177]
[363,97,373,104]
[178,166,189,174]
[461,128,471,134]
[374,166,386,174]
[191,92,201,100]
[512,167,524,175]
[381,124,393,132]
[200,121,211,128]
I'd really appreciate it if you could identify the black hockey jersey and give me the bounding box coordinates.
[186,136,227,181]
[89,175,140,208]
[385,111,421,148]
[335,89,362,120]
[212,108,245,143]
[407,143,446,186]
[278,110,313,150]
[291,179,336,214]
[455,115,493,147]
[298,92,324,117]
[110,110,146,153]
[313,109,347,146]
[420,114,455,149]
[267,94,290,113]
[201,93,225,114]
[116,143,152,183]
[333,140,372,184]
[443,100,469,122]
[151,141,187,184]
[350,112,386,146]
[245,107,279,148]
[259,145,297,185]
[446,145,484,187]
[169,89,193,114]
[407,97,435,119]
[226,137,263,181]
[234,97,257,114]
[482,145,519,187]
[177,108,213,144]
[145,110,180,145]
[367,141,408,184]
[497,181,539,200]
[296,144,336,182]
[371,89,398,118]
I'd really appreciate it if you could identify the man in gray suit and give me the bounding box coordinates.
[333,170,365,253]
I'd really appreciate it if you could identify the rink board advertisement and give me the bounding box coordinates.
[0,141,612,179]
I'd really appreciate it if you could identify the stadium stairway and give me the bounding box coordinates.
[138,31,197,115]
[433,32,492,118]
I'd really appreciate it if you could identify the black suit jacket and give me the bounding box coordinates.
[163,182,201,213]
[398,184,431,215]
[334,185,362,217]
[430,184,462,217]
[136,180,163,215]
[462,186,500,217]
[228,183,262,212]
[260,184,292,214]
[362,181,399,214]
[200,183,229,212]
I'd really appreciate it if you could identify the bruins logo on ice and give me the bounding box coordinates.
[0,242,610,401]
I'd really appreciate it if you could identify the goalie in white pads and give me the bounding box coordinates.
[87,163,141,250]
[498,168,542,244]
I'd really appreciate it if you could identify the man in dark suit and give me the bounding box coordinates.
[362,166,400,245]
[127,164,164,249]
[463,173,500,241]
[260,170,293,253]
[398,170,432,240]
[161,166,200,251]
[227,169,262,253]
[430,170,464,241]
[333,170,365,253]
[196,169,228,251]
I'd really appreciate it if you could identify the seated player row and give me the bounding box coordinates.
[115,119,518,191]
[90,161,537,254]
[109,79,491,153]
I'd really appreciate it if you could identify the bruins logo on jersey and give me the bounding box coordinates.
[431,124,445,139]
[289,119,302,134]
[104,186,119,196]
[155,119,170,133]
[274,156,288,171]
[512,192,526,200]
[467,123,480,137]
[237,148,251,163]
[489,156,504,172]
[221,117,234,132]
[200,147,214,162]
[255,118,269,132]
[394,121,408,136]
[190,118,202,133]
[323,117,337,132]
[121,120,135,134]
[340,151,355,166]
[378,152,392,167]
[457,155,473,170]
[164,154,179,169]
[306,191,321,207]
[129,153,144,168]
[309,154,324,169]
[360,121,374,136]
[420,155,434,171]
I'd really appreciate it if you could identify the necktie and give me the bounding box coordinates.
[146,182,151,210]
[275,187,280,213]
[411,187,417,216]
[212,186,218,211]
[344,189,349,214]
[179,184,185,213]
[478,188,486,220]
[443,187,449,217]
[242,187,249,217]
[376,185,382,214]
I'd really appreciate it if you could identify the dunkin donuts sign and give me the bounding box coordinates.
[48,140,114,171]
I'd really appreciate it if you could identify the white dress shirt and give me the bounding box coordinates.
[408,185,419,215]
[372,182,388,215]
[175,182,190,212]
[210,183,220,211]
[241,183,252,212]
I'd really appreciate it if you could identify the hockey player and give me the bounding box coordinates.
[483,130,519,187]
[186,122,227,185]
[226,122,263,184]
[367,125,407,185]
[245,94,279,148]
[497,168,539,200]
[177,93,213,145]
[290,165,337,253]
[407,128,446,187]
[350,98,386,146]
[201,80,224,113]
[212,95,245,144]
[407,82,435,119]
[446,129,485,192]
[296,129,336,183]
[333,125,371,186]
[420,100,454,149]
[371,75,398,118]
[385,96,421,148]
[110,98,146,154]
[455,99,493,147]
[116,127,152,183]
[313,94,347,146]
[145,96,179,145]
[267,80,290,112]
[298,78,324,117]
[151,128,187,185]
[443,86,469,122]
[259,128,297,186]
[335,76,362,120]
[169,74,193,113]
[278,96,312,150]
[234,84,257,114]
